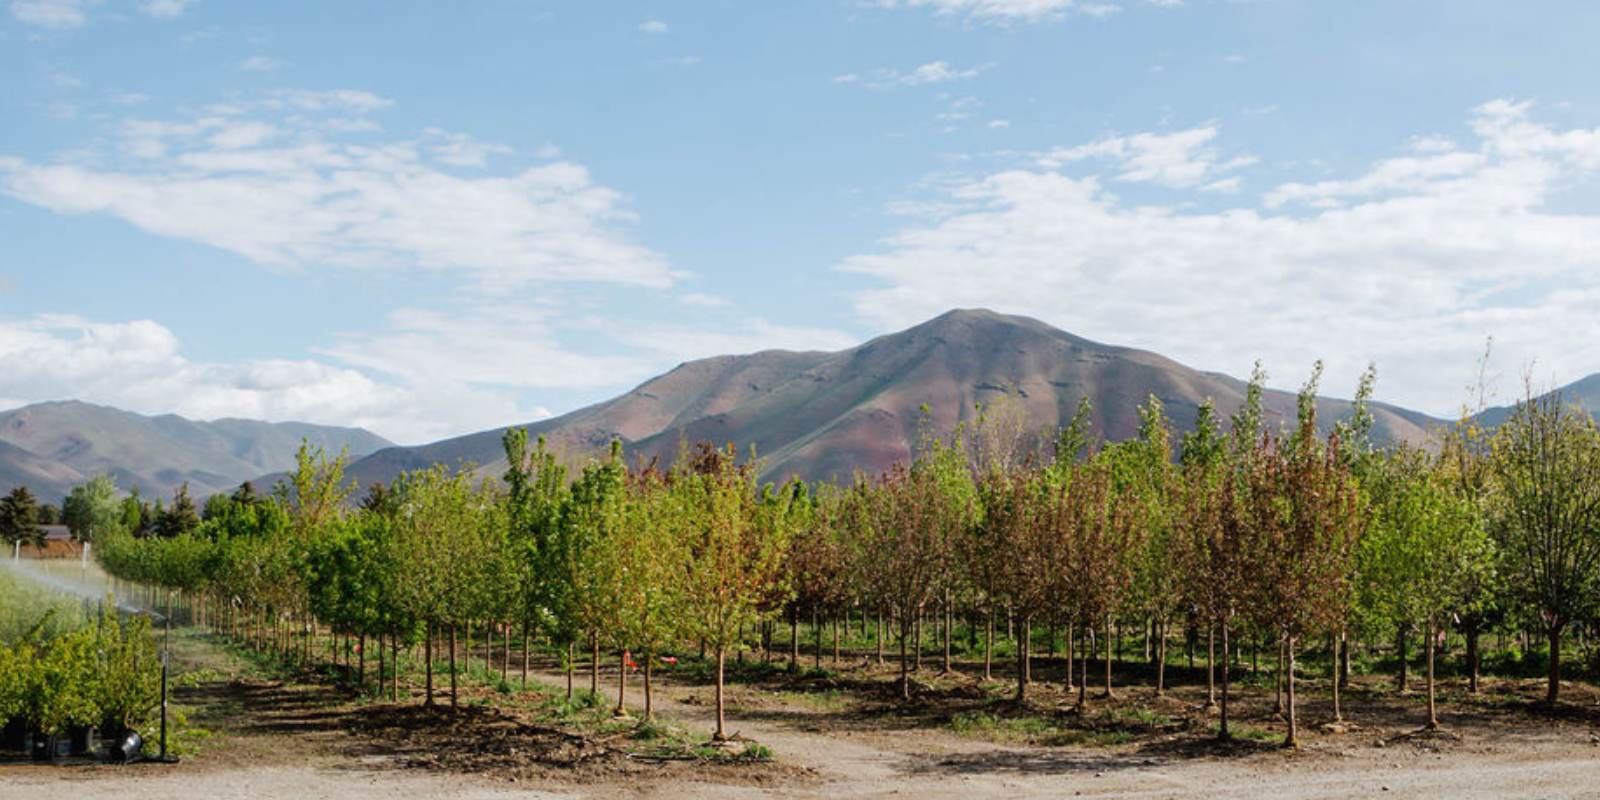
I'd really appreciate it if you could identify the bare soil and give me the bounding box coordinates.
[4,640,1598,799]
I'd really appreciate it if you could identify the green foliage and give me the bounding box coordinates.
[0,484,42,546]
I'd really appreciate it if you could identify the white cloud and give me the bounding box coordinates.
[638,19,668,34]
[10,0,196,27]
[838,100,1600,418]
[875,0,1124,22]
[0,312,518,444]
[837,60,991,90]
[239,55,288,72]
[0,90,676,293]
[139,0,195,17]
[1038,125,1256,188]
[10,0,94,28]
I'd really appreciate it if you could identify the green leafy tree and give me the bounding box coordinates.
[1488,387,1600,704]
[672,443,795,739]
[0,485,41,546]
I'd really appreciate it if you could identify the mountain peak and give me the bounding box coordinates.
[334,308,1443,488]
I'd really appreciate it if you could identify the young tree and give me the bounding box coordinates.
[672,443,795,740]
[64,474,121,542]
[1488,388,1600,704]
[1248,366,1364,747]
[1363,446,1493,729]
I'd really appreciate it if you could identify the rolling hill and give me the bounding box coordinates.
[331,308,1450,490]
[0,401,392,501]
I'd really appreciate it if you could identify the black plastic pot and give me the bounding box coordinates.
[27,733,69,761]
[69,725,99,756]
[108,729,143,763]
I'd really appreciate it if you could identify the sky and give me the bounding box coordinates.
[3,0,1600,445]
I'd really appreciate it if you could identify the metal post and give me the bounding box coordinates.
[160,612,170,760]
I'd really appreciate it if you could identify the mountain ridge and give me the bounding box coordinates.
[0,400,392,501]
[328,309,1458,490]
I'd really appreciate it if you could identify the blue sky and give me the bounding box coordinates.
[3,0,1600,444]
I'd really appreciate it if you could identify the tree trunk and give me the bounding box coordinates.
[1205,626,1216,708]
[833,614,841,665]
[1283,635,1298,748]
[1022,617,1032,687]
[1465,627,1480,694]
[424,623,435,706]
[590,634,600,696]
[1077,626,1090,710]
[714,647,729,741]
[914,612,924,671]
[1155,618,1168,696]
[983,610,994,681]
[449,626,460,708]
[814,608,823,671]
[1218,622,1231,739]
[899,623,912,700]
[392,635,400,702]
[1015,615,1029,702]
[1273,638,1284,714]
[565,641,574,700]
[1103,616,1114,698]
[615,650,628,717]
[1425,616,1438,729]
[1397,624,1410,693]
[358,633,366,684]
[1547,622,1564,704]
[1331,632,1343,723]
[942,597,953,674]
[1065,620,1075,692]
[522,626,531,690]
[789,607,800,673]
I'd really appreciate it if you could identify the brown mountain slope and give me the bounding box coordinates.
[336,309,1442,489]
[0,401,393,501]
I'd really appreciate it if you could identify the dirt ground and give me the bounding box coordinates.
[4,639,1599,800]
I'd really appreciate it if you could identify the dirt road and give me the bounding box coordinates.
[5,659,1597,799]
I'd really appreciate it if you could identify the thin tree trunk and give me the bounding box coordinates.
[392,635,400,702]
[714,647,729,741]
[789,607,799,673]
[1274,637,1285,714]
[814,608,823,670]
[1397,624,1410,693]
[449,626,459,708]
[983,611,994,681]
[1218,622,1231,739]
[358,633,366,684]
[942,597,953,674]
[1205,626,1216,709]
[1284,635,1298,748]
[1155,618,1168,696]
[1015,615,1029,702]
[1425,616,1438,729]
[899,624,911,700]
[522,626,530,689]
[424,623,435,706]
[590,634,600,696]
[565,641,574,700]
[1103,616,1114,698]
[1547,623,1564,704]
[1022,617,1032,687]
[1331,632,1343,723]
[615,650,628,717]
[1466,627,1480,694]
[1065,620,1075,691]
[833,615,841,665]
